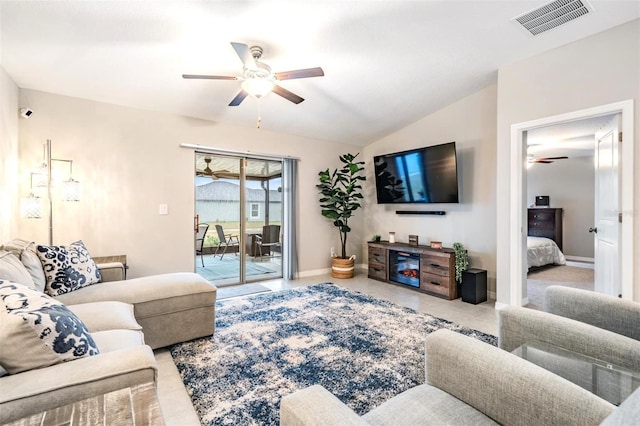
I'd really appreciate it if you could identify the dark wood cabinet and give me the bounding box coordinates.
[367,245,387,280]
[528,208,563,250]
[368,242,456,299]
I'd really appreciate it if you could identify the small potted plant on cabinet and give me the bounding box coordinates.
[453,242,469,296]
[317,153,366,278]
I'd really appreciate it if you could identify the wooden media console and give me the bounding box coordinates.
[367,241,457,300]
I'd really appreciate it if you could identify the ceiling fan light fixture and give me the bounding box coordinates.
[241,78,274,98]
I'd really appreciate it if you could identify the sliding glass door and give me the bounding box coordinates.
[194,153,283,286]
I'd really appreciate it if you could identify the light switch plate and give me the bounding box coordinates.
[159,204,169,215]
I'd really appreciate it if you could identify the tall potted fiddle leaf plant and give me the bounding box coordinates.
[317,153,366,278]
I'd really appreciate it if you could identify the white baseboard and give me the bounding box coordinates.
[297,263,368,279]
[565,259,595,269]
[565,255,594,263]
[494,301,509,310]
[297,268,331,278]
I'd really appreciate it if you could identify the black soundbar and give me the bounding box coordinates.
[395,210,446,215]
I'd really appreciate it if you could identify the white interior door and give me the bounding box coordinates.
[593,114,620,296]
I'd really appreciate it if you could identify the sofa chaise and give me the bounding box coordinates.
[0,238,217,423]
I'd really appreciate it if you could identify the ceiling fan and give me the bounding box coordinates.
[196,157,229,180]
[527,155,569,164]
[183,42,324,106]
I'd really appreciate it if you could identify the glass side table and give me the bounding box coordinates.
[513,341,640,406]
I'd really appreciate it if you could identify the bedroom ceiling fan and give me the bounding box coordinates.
[527,155,569,164]
[183,42,324,107]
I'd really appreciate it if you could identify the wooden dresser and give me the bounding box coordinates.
[367,242,457,299]
[527,208,563,250]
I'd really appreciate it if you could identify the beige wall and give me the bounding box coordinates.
[497,19,640,302]
[527,156,595,259]
[0,66,20,242]
[363,85,498,295]
[15,89,362,278]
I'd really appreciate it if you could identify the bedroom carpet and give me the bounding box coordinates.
[526,265,594,311]
[527,264,594,283]
[170,282,497,426]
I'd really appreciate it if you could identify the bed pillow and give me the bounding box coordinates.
[0,280,100,374]
[37,240,102,297]
[0,250,36,290]
[2,239,47,292]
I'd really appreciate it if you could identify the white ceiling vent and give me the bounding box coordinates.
[514,0,594,36]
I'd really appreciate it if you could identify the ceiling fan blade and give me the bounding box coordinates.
[272,85,304,104]
[275,67,325,81]
[229,90,249,107]
[230,42,257,69]
[538,156,569,160]
[534,160,554,164]
[182,74,238,80]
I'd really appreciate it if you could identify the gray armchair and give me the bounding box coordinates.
[543,285,640,341]
[499,285,640,373]
[499,306,640,373]
[281,329,620,426]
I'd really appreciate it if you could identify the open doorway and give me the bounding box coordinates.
[508,100,634,307]
[523,115,618,309]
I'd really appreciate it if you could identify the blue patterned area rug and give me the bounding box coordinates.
[170,283,497,425]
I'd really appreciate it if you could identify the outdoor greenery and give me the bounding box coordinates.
[317,153,366,259]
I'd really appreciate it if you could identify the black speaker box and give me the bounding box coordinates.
[461,268,487,304]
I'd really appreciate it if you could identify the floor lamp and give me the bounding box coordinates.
[20,139,80,245]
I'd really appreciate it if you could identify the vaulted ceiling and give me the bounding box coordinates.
[1,1,638,146]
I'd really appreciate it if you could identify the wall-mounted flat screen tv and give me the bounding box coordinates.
[374,142,459,204]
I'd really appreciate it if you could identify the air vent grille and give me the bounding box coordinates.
[514,0,593,36]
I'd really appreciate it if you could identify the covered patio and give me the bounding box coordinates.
[196,252,282,286]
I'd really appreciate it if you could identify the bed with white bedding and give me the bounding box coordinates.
[527,236,566,270]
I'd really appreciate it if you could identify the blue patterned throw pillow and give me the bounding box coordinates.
[36,240,102,297]
[0,280,100,374]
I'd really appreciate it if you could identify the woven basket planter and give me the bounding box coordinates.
[331,257,355,279]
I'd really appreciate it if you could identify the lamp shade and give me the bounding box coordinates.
[241,78,274,98]
[34,166,48,187]
[20,193,42,218]
[62,178,81,201]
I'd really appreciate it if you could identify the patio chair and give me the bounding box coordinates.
[256,224,281,258]
[214,224,240,260]
[195,223,209,267]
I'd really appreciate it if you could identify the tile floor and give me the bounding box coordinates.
[155,271,499,425]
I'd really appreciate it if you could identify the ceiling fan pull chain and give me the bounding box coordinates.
[256,99,262,129]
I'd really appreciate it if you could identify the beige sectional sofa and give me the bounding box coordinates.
[0,239,217,423]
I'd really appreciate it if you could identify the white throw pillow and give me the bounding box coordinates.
[2,239,47,292]
[0,280,100,374]
[0,250,36,290]
[36,240,102,297]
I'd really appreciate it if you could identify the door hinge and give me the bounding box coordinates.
[619,132,623,142]
[619,213,623,223]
